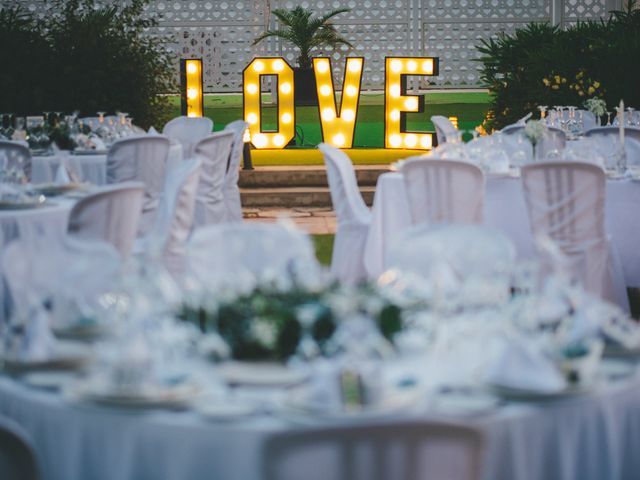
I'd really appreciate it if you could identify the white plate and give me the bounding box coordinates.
[2,341,91,372]
[194,398,260,421]
[430,389,500,416]
[487,383,591,401]
[53,322,109,341]
[278,387,421,424]
[598,360,637,380]
[0,196,48,210]
[21,371,78,390]
[68,381,201,409]
[603,344,640,359]
[72,149,108,156]
[32,183,87,196]
[218,362,308,387]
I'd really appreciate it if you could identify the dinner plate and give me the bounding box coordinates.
[68,380,201,409]
[430,388,500,416]
[0,196,48,210]
[21,371,78,390]
[53,322,109,341]
[32,183,86,196]
[487,383,591,401]
[217,362,308,387]
[194,398,260,421]
[278,386,421,425]
[603,344,640,360]
[1,341,91,373]
[71,149,108,156]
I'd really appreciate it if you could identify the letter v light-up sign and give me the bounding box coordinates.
[385,57,439,149]
[313,57,364,148]
[243,58,295,149]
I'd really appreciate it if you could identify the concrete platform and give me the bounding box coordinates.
[243,207,337,235]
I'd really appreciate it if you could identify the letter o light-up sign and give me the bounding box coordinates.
[314,57,364,148]
[385,57,439,149]
[243,58,295,149]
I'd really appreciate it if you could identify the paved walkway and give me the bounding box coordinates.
[243,207,336,234]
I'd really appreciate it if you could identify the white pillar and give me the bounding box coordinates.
[551,0,565,28]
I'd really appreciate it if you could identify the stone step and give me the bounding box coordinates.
[240,186,376,208]
[239,165,390,188]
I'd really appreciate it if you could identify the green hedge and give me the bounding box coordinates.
[477,1,640,131]
[0,0,175,129]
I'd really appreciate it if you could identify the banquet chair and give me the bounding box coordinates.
[0,140,32,182]
[106,135,170,236]
[319,143,372,285]
[431,115,459,145]
[162,116,213,160]
[192,130,236,227]
[501,125,566,161]
[521,161,630,311]
[68,182,144,257]
[400,157,485,226]
[186,222,320,288]
[264,420,485,480]
[0,416,40,480]
[135,158,201,279]
[584,127,640,167]
[500,112,532,134]
[222,120,249,222]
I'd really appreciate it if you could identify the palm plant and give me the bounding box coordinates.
[253,6,352,70]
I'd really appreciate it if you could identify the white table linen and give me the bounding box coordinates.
[0,372,639,480]
[364,172,640,286]
[32,144,183,186]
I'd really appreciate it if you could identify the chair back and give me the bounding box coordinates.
[319,143,370,225]
[222,120,249,222]
[68,182,144,257]
[162,116,213,160]
[0,140,32,182]
[138,158,201,278]
[264,420,484,480]
[584,127,640,167]
[186,223,319,288]
[106,135,170,235]
[501,125,566,160]
[0,416,40,480]
[192,130,235,226]
[431,115,459,145]
[401,157,485,225]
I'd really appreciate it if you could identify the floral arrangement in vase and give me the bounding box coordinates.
[584,97,607,126]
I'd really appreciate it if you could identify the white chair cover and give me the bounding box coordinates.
[319,143,372,285]
[135,158,201,279]
[162,116,213,161]
[264,420,484,480]
[0,415,40,480]
[192,131,235,227]
[501,113,533,134]
[2,235,121,325]
[67,182,144,257]
[106,135,170,236]
[388,223,516,278]
[222,120,248,222]
[400,157,485,225]
[186,222,320,290]
[521,161,629,311]
[584,127,640,167]
[0,140,31,181]
[431,115,459,145]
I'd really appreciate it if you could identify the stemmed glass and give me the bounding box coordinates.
[538,105,548,121]
[606,111,613,126]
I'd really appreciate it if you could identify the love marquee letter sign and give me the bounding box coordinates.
[243,56,439,150]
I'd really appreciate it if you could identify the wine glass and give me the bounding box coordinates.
[606,111,612,126]
[538,105,548,121]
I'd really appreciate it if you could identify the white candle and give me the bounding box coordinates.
[619,100,625,146]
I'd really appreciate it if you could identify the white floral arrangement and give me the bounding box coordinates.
[524,119,546,146]
[584,97,607,117]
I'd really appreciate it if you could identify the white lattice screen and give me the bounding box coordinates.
[17,0,613,91]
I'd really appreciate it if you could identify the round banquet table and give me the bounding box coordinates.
[364,172,640,286]
[31,143,183,185]
[0,371,640,480]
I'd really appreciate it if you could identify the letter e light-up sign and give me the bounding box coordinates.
[243,58,295,149]
[313,57,364,148]
[385,57,439,149]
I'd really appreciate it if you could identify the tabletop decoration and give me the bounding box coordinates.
[584,97,607,125]
[524,119,546,160]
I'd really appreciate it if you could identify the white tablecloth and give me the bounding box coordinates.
[32,144,183,185]
[364,172,640,286]
[0,372,639,480]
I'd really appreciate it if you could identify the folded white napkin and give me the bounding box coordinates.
[54,163,71,184]
[485,336,567,393]
[148,126,159,135]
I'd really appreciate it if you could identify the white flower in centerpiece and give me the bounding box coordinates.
[584,97,607,117]
[524,119,546,145]
[251,317,278,349]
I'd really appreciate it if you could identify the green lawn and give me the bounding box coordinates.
[167,91,489,149]
[311,234,334,266]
